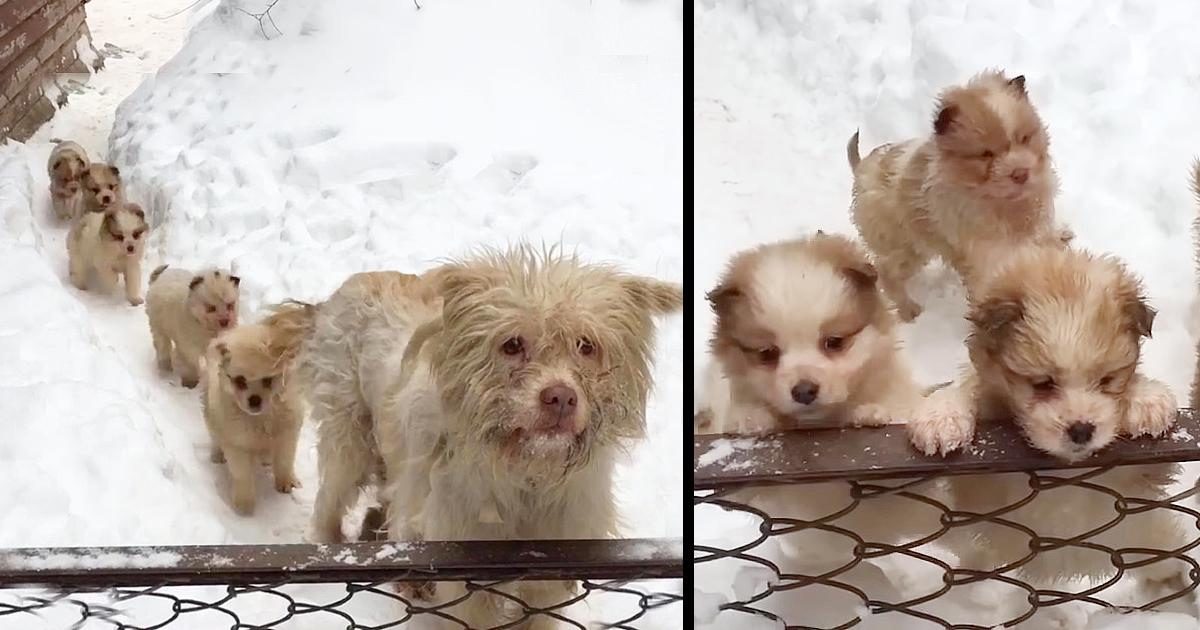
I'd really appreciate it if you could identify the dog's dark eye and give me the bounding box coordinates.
[1031,378,1056,394]
[91,187,101,193]
[578,338,596,357]
[1019,133,1033,144]
[822,336,846,353]
[226,302,235,311]
[233,375,247,390]
[133,229,145,239]
[262,377,272,388]
[206,305,217,313]
[980,150,995,159]
[1098,375,1114,388]
[501,337,524,356]
[757,346,780,365]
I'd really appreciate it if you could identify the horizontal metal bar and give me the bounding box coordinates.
[694,409,1200,489]
[0,538,683,588]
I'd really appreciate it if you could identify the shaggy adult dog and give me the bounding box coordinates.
[298,248,681,627]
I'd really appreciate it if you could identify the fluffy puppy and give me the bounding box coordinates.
[908,246,1184,615]
[146,266,240,388]
[47,140,89,221]
[79,163,125,215]
[202,303,313,515]
[299,249,681,628]
[67,203,148,306]
[700,233,940,588]
[849,70,1072,321]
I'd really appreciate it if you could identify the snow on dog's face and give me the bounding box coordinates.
[707,233,892,428]
[967,246,1154,461]
[429,247,681,473]
[212,327,279,417]
[83,163,123,211]
[932,70,1052,202]
[188,270,241,332]
[101,203,147,258]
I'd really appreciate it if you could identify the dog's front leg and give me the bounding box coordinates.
[225,447,258,515]
[1122,375,1178,438]
[271,417,301,493]
[123,258,143,306]
[907,373,978,456]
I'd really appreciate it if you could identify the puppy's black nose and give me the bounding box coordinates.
[791,380,819,405]
[248,395,262,409]
[1067,422,1094,445]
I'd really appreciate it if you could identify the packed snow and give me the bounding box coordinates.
[0,0,681,627]
[695,0,1200,628]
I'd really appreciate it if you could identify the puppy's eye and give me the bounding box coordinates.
[206,305,217,313]
[233,376,247,390]
[262,377,272,388]
[91,187,101,193]
[980,150,995,159]
[578,338,596,357]
[133,229,145,239]
[1098,375,1116,388]
[757,346,780,365]
[822,336,846,353]
[1019,133,1033,144]
[501,337,524,356]
[226,302,235,311]
[1031,377,1056,394]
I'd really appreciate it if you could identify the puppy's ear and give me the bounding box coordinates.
[213,341,230,366]
[1008,75,1027,97]
[967,297,1024,343]
[189,276,205,291]
[706,282,741,316]
[126,203,145,220]
[934,104,958,136]
[109,165,120,177]
[229,275,241,287]
[1115,275,1156,338]
[622,276,682,316]
[811,232,878,290]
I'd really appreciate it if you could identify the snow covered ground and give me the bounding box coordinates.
[695,0,1200,628]
[0,0,682,627]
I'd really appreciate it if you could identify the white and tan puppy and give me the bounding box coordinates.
[146,266,240,388]
[203,303,312,516]
[908,246,1184,623]
[849,70,1071,321]
[299,249,681,628]
[67,203,148,306]
[79,162,125,216]
[700,233,941,591]
[47,140,89,221]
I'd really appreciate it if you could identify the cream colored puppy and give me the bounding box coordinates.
[146,266,240,388]
[700,233,941,590]
[299,249,681,628]
[47,140,89,221]
[203,303,312,516]
[849,70,1071,321]
[908,246,1184,622]
[67,203,148,306]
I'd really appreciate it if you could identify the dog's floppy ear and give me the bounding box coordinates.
[934,104,958,135]
[126,203,145,220]
[1008,74,1027,98]
[811,231,878,290]
[230,275,241,287]
[622,276,682,316]
[967,296,1024,344]
[109,165,120,177]
[706,282,741,316]
[1114,271,1156,338]
[212,341,231,367]
[189,276,205,291]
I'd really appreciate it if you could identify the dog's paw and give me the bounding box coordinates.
[908,396,974,456]
[274,475,300,494]
[232,493,255,516]
[128,296,144,306]
[1124,379,1178,438]
[850,403,893,427]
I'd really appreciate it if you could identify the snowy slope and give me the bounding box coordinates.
[0,0,682,627]
[695,0,1200,627]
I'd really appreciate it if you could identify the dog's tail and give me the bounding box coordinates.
[922,380,954,397]
[847,130,862,171]
[395,317,444,392]
[149,264,169,284]
[261,300,320,376]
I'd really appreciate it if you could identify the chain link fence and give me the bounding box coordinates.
[693,410,1200,629]
[0,538,682,629]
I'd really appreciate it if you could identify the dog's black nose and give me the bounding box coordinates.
[539,384,578,418]
[248,395,262,408]
[1067,422,1094,445]
[791,381,819,405]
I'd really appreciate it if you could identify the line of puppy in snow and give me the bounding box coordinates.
[697,70,1197,621]
[47,141,683,627]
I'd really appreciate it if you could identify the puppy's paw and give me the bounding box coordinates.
[908,396,974,456]
[274,475,300,494]
[1124,379,1178,438]
[850,403,893,427]
[128,296,144,306]
[232,493,255,516]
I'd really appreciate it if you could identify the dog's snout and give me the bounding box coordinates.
[248,394,262,409]
[791,380,820,405]
[218,317,231,328]
[100,194,113,204]
[539,384,578,418]
[125,244,135,253]
[1010,168,1029,184]
[1067,421,1095,445]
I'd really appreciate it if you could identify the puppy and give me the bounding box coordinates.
[849,70,1072,321]
[146,266,240,388]
[908,246,1184,620]
[202,303,312,515]
[299,250,681,628]
[700,233,941,592]
[47,140,89,221]
[80,163,124,215]
[67,203,148,305]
